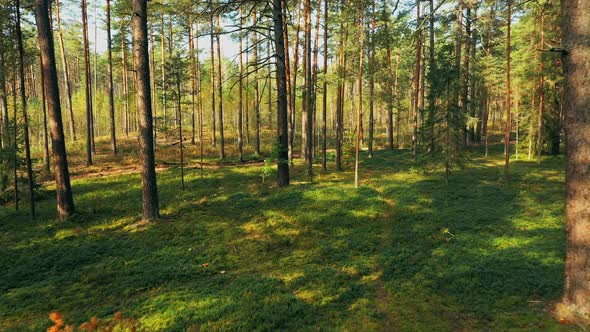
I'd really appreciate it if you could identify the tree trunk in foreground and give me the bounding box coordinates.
[35,0,75,221]
[132,0,159,221]
[272,0,290,186]
[561,0,590,317]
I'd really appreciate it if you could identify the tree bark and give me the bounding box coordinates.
[39,50,50,173]
[561,0,590,316]
[132,0,159,221]
[82,0,93,165]
[35,0,75,220]
[272,0,290,186]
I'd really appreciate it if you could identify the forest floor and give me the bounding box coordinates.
[0,135,573,331]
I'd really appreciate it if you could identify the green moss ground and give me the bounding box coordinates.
[0,139,571,331]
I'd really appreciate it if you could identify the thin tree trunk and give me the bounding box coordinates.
[12,78,18,210]
[291,0,303,158]
[196,23,204,178]
[176,60,184,190]
[428,0,436,151]
[122,36,130,137]
[132,0,159,221]
[463,4,472,144]
[82,0,93,165]
[35,0,75,220]
[238,8,244,161]
[412,0,421,159]
[189,21,196,145]
[106,0,117,155]
[210,18,217,147]
[216,14,225,160]
[537,12,545,163]
[253,9,261,156]
[16,0,35,219]
[303,0,313,177]
[335,17,346,171]
[368,0,376,158]
[150,22,157,147]
[160,14,167,134]
[354,10,364,188]
[55,0,76,142]
[321,0,328,170]
[504,0,512,184]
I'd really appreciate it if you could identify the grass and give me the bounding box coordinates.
[0,134,571,331]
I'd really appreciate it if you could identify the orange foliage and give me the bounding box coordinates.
[47,311,139,332]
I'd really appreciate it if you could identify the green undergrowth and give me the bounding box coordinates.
[0,140,571,331]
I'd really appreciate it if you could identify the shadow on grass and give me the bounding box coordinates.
[0,147,568,331]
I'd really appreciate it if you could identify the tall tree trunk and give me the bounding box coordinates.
[35,0,75,220]
[12,77,18,210]
[196,23,204,178]
[160,14,167,134]
[504,0,512,184]
[150,22,157,147]
[54,0,76,142]
[0,44,8,153]
[245,36,250,145]
[463,4,472,144]
[428,0,436,151]
[253,10,261,156]
[310,0,321,163]
[176,57,184,190]
[283,0,293,164]
[301,0,310,163]
[537,11,545,163]
[106,0,117,155]
[216,14,225,160]
[291,0,303,159]
[189,21,196,145]
[305,0,313,177]
[122,36,130,137]
[561,0,590,315]
[272,0,290,186]
[82,0,93,165]
[210,18,217,147]
[354,10,364,188]
[412,0,421,159]
[335,17,346,171]
[469,5,477,144]
[39,50,50,173]
[321,0,328,170]
[132,0,159,221]
[238,8,244,161]
[368,0,376,158]
[16,0,35,219]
